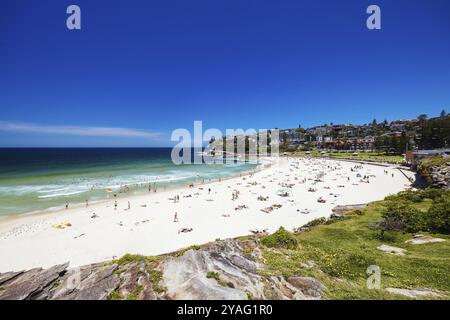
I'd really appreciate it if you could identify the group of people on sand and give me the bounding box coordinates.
[173,195,180,203]
[231,190,240,200]
[383,169,395,178]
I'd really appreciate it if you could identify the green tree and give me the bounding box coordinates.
[417,114,428,122]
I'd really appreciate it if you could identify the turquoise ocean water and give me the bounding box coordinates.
[0,148,258,217]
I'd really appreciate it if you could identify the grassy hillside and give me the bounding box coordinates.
[259,191,450,299]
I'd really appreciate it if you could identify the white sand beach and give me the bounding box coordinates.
[0,157,415,272]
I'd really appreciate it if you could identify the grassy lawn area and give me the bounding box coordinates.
[289,150,404,164]
[259,199,450,299]
[417,156,449,174]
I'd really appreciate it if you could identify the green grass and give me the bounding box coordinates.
[290,151,404,164]
[109,253,166,298]
[107,290,124,300]
[259,201,450,299]
[206,271,221,280]
[173,245,202,257]
[147,268,165,293]
[126,285,144,300]
[206,271,228,287]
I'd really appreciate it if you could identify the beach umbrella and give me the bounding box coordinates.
[356,173,362,178]
[277,188,292,197]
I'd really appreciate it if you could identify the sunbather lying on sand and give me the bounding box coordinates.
[249,228,268,234]
[178,227,193,234]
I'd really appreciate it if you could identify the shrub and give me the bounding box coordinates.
[426,195,450,234]
[386,190,422,203]
[303,217,327,228]
[381,200,425,233]
[261,227,298,249]
[379,217,406,240]
[385,189,447,203]
[421,188,447,201]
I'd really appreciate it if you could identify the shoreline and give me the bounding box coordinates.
[0,157,414,272]
[0,158,271,227]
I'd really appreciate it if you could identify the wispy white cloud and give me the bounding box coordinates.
[0,122,161,139]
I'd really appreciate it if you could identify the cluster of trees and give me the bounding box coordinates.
[415,112,450,149]
[374,111,449,154]
[374,132,410,154]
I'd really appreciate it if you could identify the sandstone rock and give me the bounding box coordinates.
[49,263,119,300]
[0,263,68,300]
[386,287,445,299]
[162,239,261,300]
[300,260,317,269]
[0,271,24,286]
[287,276,326,299]
[331,204,366,218]
[0,238,326,300]
[405,236,446,245]
[268,276,304,300]
[376,245,407,256]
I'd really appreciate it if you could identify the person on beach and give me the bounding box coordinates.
[86,199,89,207]
[208,188,211,194]
[65,201,69,210]
[173,212,178,223]
[114,200,118,210]
[128,201,131,210]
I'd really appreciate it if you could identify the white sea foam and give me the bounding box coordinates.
[38,189,88,199]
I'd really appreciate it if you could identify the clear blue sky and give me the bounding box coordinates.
[0,0,449,147]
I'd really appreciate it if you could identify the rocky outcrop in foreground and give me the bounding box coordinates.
[0,238,325,300]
